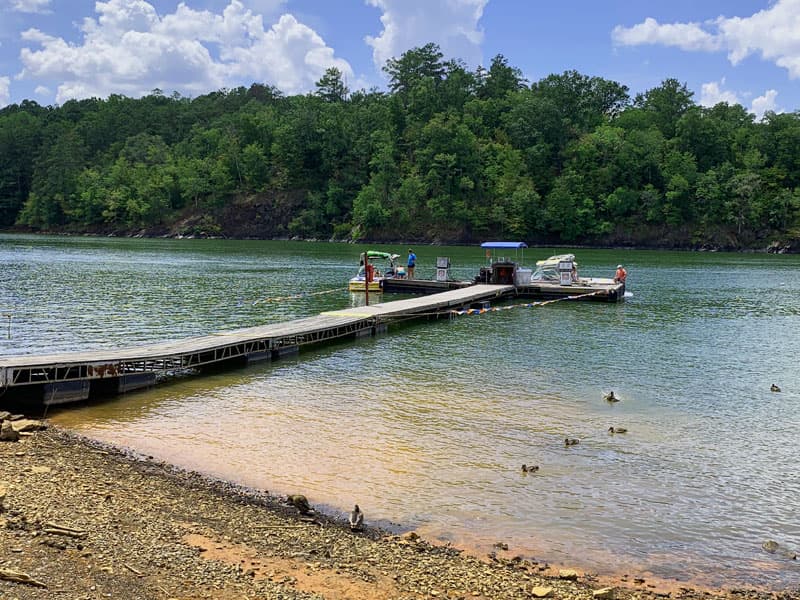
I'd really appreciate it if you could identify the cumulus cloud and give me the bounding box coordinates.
[34,84,50,96]
[698,78,780,119]
[612,17,719,52]
[17,0,354,103]
[365,0,487,70]
[0,76,10,107]
[8,0,51,14]
[751,89,780,119]
[612,0,800,78]
[699,78,740,106]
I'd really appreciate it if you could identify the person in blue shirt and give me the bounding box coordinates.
[407,249,416,279]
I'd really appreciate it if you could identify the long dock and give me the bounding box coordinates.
[0,284,513,406]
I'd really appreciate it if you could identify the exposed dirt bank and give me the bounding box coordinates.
[1,425,796,600]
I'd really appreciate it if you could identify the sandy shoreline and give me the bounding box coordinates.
[0,425,793,600]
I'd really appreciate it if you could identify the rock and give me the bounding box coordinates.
[286,494,311,514]
[0,420,20,442]
[493,541,508,550]
[0,411,11,421]
[401,531,419,542]
[762,540,796,559]
[593,587,615,599]
[558,569,579,580]
[11,419,46,433]
[530,586,553,597]
[0,483,6,511]
[762,540,779,553]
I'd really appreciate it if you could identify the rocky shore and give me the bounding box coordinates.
[0,421,795,600]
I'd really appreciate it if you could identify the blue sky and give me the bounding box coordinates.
[0,0,797,118]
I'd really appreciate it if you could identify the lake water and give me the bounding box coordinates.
[2,233,799,590]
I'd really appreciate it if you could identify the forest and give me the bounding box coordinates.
[1,43,799,249]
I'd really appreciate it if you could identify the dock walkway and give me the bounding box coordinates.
[0,284,512,405]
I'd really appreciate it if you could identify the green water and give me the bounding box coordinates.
[2,233,799,590]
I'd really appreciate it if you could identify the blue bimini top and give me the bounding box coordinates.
[480,241,528,249]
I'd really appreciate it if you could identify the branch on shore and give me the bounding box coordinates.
[0,568,48,588]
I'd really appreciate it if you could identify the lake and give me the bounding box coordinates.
[1,233,799,590]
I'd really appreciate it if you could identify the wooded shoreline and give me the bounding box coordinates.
[3,45,799,252]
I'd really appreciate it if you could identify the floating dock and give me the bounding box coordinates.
[0,284,514,406]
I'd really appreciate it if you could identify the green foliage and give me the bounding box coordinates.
[0,45,798,248]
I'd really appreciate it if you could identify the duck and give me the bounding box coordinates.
[608,426,628,434]
[604,391,619,402]
[521,464,539,473]
[564,438,580,446]
[771,384,781,392]
[349,504,364,531]
[286,494,312,515]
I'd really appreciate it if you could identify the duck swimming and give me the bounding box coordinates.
[604,391,619,402]
[521,464,539,473]
[771,384,781,392]
[608,426,627,434]
[564,438,580,446]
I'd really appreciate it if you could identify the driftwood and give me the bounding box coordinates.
[124,563,144,577]
[0,568,48,588]
[43,522,88,538]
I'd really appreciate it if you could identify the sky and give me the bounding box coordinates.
[0,0,798,118]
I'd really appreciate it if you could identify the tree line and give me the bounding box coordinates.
[1,43,799,248]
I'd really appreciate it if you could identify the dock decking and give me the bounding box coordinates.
[0,284,513,405]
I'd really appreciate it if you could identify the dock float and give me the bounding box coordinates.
[0,284,513,406]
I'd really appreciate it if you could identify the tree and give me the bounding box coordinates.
[383,43,446,95]
[315,67,349,102]
[479,54,526,100]
[634,78,694,139]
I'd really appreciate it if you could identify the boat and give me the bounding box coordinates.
[475,246,625,302]
[348,251,405,292]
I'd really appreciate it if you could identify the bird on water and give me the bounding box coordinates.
[564,438,580,446]
[349,504,364,531]
[771,384,781,392]
[521,464,539,473]
[604,391,619,402]
[608,426,628,434]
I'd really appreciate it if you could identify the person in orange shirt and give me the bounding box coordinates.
[614,264,627,283]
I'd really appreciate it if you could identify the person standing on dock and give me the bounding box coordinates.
[407,249,416,279]
[614,264,627,284]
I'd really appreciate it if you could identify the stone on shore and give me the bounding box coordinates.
[530,585,554,597]
[593,587,615,599]
[0,420,19,442]
[558,568,579,580]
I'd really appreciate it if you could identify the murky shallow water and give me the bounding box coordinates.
[3,234,800,590]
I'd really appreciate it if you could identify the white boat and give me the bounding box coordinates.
[348,251,405,292]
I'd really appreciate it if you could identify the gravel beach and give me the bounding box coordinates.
[0,423,795,600]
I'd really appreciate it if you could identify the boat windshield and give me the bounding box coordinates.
[531,254,575,282]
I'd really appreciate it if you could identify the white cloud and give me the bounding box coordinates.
[698,79,781,118]
[365,0,487,70]
[0,76,10,108]
[751,89,780,119]
[699,78,740,106]
[17,0,354,103]
[8,0,51,14]
[612,0,800,78]
[34,84,50,96]
[612,17,719,52]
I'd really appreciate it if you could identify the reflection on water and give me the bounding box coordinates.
[4,235,800,590]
